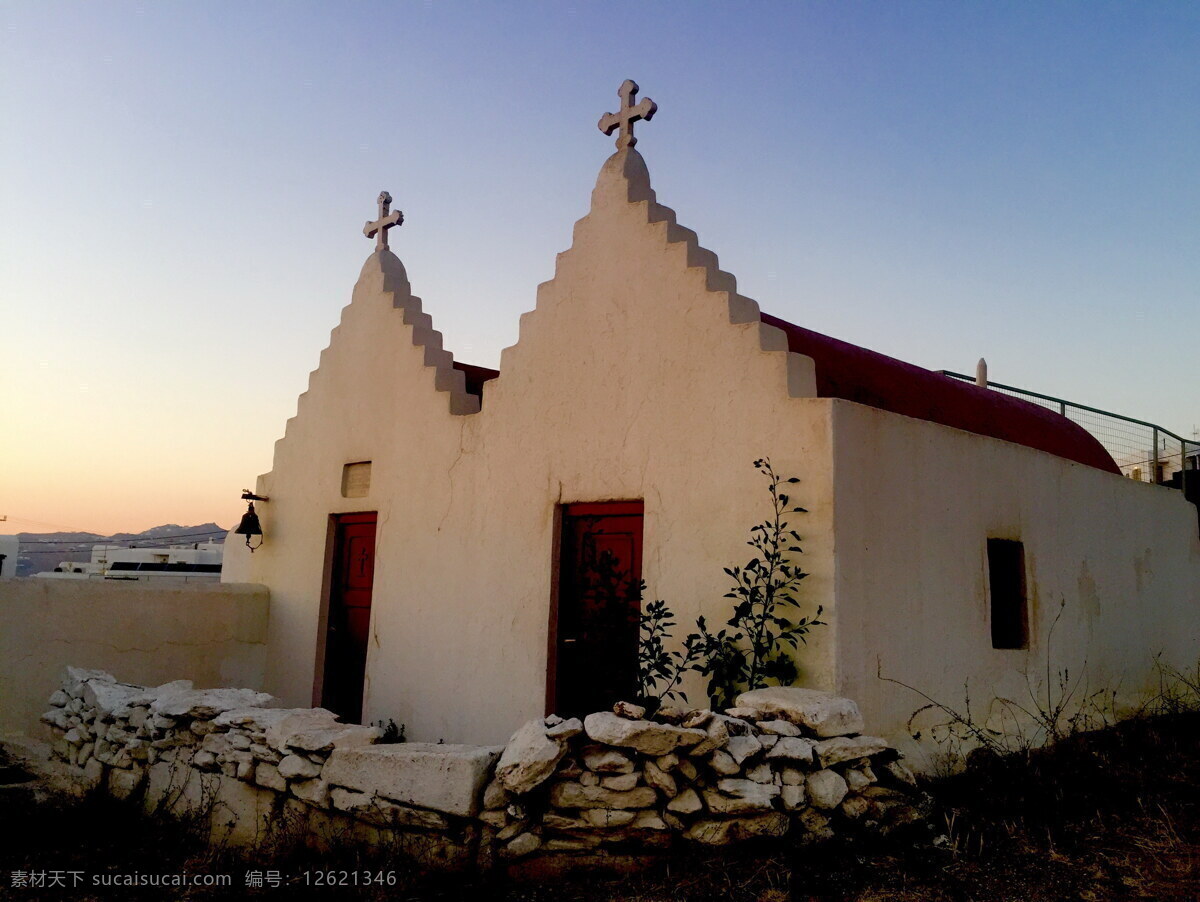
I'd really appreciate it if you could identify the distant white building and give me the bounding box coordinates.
[0,536,17,579]
[35,541,223,583]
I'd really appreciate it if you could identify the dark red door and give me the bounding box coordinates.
[551,502,644,718]
[321,512,377,723]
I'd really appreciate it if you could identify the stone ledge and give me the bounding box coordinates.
[323,743,502,818]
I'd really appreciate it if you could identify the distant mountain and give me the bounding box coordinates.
[12,523,227,578]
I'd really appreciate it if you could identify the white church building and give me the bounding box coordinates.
[223,82,1200,756]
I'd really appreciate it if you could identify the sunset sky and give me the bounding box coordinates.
[2,2,1197,535]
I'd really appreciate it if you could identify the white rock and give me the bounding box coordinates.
[709,749,741,775]
[612,700,647,720]
[723,707,758,720]
[757,719,803,736]
[249,743,282,764]
[745,762,774,784]
[685,819,733,845]
[323,742,501,817]
[81,757,104,789]
[845,768,872,792]
[482,778,511,810]
[765,736,817,766]
[632,811,668,830]
[583,712,706,756]
[599,772,639,792]
[643,760,677,796]
[495,719,570,794]
[548,781,658,810]
[291,778,329,807]
[286,725,382,753]
[581,808,637,828]
[734,687,865,738]
[704,778,780,815]
[48,690,69,707]
[686,813,788,844]
[681,709,713,729]
[82,681,145,717]
[882,760,918,789]
[542,812,587,830]
[61,666,116,697]
[580,771,600,787]
[667,787,703,814]
[115,680,194,714]
[495,820,526,841]
[545,717,583,740]
[504,832,541,858]
[688,717,730,757]
[813,735,889,768]
[277,754,321,780]
[330,786,370,811]
[725,734,761,766]
[781,783,806,810]
[151,687,276,720]
[655,752,680,771]
[581,747,636,774]
[40,708,72,731]
[655,706,688,724]
[840,795,870,820]
[806,769,849,809]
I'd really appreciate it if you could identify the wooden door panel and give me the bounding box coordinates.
[321,512,377,724]
[553,502,644,717]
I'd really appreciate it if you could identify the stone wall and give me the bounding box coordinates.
[0,580,269,738]
[41,669,926,870]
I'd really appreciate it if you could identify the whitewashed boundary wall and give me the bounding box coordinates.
[0,580,269,736]
[41,670,926,871]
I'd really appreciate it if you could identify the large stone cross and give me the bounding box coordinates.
[598,79,657,150]
[364,191,403,251]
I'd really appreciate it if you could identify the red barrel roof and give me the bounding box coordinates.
[761,312,1119,474]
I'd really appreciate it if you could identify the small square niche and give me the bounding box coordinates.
[341,461,372,499]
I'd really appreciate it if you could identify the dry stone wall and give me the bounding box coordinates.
[41,668,926,869]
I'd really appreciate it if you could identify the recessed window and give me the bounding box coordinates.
[341,461,372,499]
[987,538,1027,650]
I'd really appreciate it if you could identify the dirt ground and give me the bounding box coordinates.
[1,712,1197,901]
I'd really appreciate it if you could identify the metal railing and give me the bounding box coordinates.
[938,370,1199,491]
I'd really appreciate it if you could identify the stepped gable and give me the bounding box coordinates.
[499,143,812,398]
[280,243,486,449]
[760,312,1119,474]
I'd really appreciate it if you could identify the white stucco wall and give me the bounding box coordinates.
[828,399,1200,767]
[223,146,1200,757]
[223,149,836,744]
[0,579,269,736]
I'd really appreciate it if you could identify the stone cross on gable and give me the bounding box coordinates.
[598,79,657,150]
[364,191,403,251]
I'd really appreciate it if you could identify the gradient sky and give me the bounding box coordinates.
[2,2,1197,535]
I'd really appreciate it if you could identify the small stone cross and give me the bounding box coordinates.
[598,79,657,150]
[364,191,403,251]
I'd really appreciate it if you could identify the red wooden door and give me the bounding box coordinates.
[551,502,644,717]
[321,512,377,723]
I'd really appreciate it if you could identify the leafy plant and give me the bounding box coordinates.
[691,458,825,709]
[632,458,825,710]
[372,718,406,744]
[636,599,704,706]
